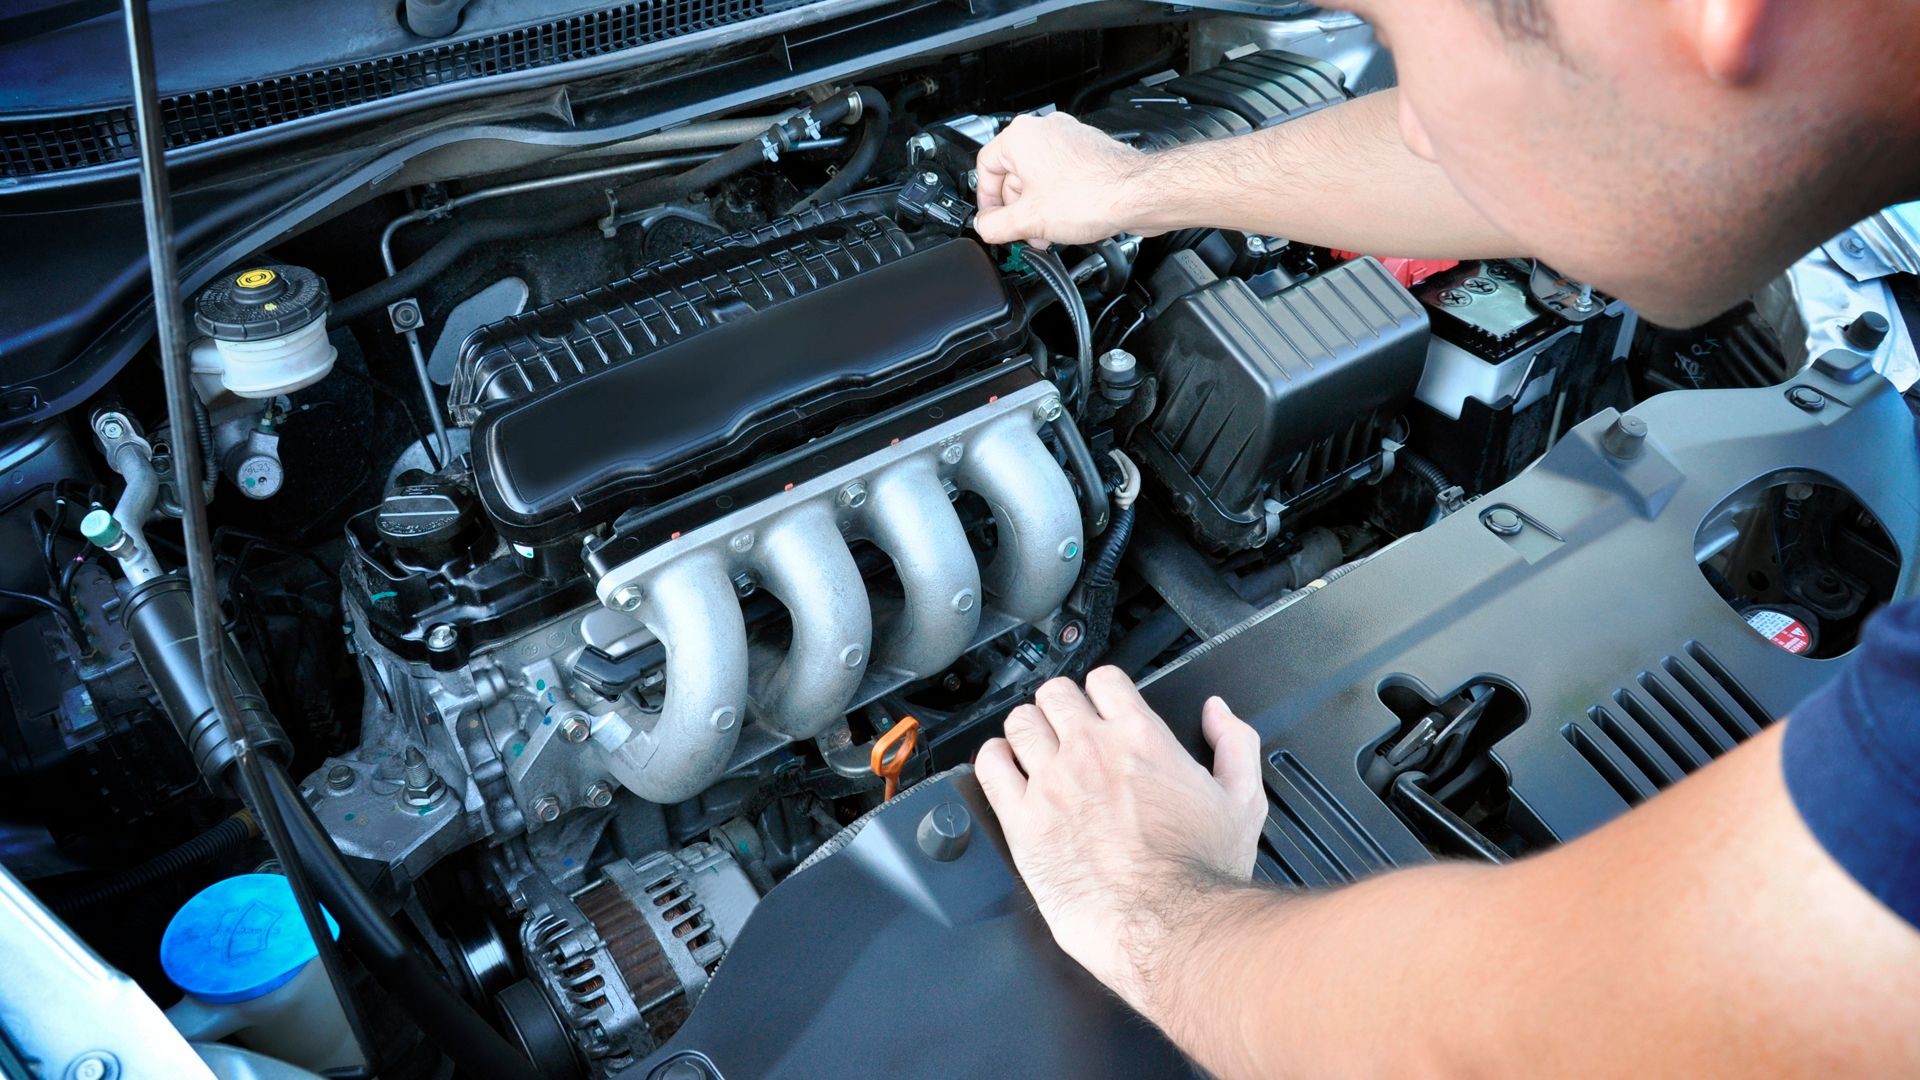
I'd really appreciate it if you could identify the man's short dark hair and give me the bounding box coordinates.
[1482,0,1555,41]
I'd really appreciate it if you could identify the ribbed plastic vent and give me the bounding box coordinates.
[0,0,787,180]
[1257,751,1389,887]
[1562,642,1775,806]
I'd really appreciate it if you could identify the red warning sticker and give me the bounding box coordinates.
[1745,609,1812,655]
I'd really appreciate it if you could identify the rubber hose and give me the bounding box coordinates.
[790,88,889,212]
[1094,237,1133,294]
[261,760,542,1080]
[331,215,584,327]
[53,812,255,913]
[1052,411,1108,537]
[1027,247,1092,415]
[1088,503,1135,587]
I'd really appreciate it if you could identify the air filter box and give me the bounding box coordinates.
[1136,254,1429,548]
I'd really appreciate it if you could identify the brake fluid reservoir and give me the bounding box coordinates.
[191,264,337,398]
[160,873,362,1072]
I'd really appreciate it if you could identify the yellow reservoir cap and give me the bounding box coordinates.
[235,268,277,289]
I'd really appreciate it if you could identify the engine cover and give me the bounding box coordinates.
[453,209,1025,544]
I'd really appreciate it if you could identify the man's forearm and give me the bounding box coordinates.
[1138,864,1507,1079]
[1118,90,1523,258]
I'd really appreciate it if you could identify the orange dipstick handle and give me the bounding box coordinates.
[870,715,921,800]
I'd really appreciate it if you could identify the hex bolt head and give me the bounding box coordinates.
[732,571,758,598]
[837,480,869,510]
[426,623,458,651]
[1601,414,1648,460]
[532,795,562,823]
[916,802,973,862]
[96,416,126,441]
[560,715,591,743]
[326,764,356,792]
[1788,386,1827,412]
[940,441,964,465]
[1034,396,1065,423]
[1484,507,1524,537]
[612,585,644,611]
[584,781,615,809]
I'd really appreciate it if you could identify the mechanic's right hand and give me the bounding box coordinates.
[974,112,1152,247]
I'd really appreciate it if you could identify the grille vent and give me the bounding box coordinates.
[1562,642,1775,807]
[0,0,787,180]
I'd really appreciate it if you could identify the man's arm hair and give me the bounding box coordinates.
[1144,723,1920,1078]
[1121,89,1523,258]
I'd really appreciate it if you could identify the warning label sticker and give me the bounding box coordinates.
[1745,608,1812,655]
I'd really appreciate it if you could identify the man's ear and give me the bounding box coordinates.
[1683,0,1771,84]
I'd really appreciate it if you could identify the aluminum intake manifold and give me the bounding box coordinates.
[589,380,1084,802]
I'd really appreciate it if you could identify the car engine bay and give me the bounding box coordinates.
[0,5,1916,1078]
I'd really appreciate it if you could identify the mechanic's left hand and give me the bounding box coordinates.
[975,667,1266,1016]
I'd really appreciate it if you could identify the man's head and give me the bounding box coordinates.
[1343,0,1920,326]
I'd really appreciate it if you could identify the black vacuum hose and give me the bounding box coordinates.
[790,87,889,212]
[1052,411,1108,537]
[1088,503,1135,588]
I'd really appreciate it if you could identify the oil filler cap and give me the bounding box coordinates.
[195,263,330,342]
[160,874,339,1003]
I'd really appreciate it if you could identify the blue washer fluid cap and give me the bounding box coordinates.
[160,874,340,1004]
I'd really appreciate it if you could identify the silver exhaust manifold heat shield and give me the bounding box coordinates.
[588,378,1083,802]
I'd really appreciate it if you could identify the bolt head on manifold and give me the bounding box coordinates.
[612,585,644,611]
[532,795,562,823]
[1034,396,1065,423]
[837,480,869,509]
[584,781,615,809]
[560,715,592,743]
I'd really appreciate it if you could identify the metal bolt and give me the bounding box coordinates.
[728,531,755,554]
[584,781,615,809]
[940,441,964,465]
[560,715,591,743]
[612,585,644,611]
[97,416,126,441]
[68,1054,118,1080]
[426,623,457,651]
[1463,276,1497,295]
[1576,284,1596,310]
[921,171,940,185]
[732,571,758,598]
[1842,236,1868,258]
[837,480,869,510]
[326,764,356,792]
[1058,621,1084,647]
[1788,386,1827,412]
[1245,234,1268,256]
[907,133,936,158]
[1099,349,1137,378]
[532,795,562,823]
[1484,507,1524,537]
[1437,288,1472,308]
[1035,396,1065,423]
[1059,538,1080,561]
[1601,414,1648,460]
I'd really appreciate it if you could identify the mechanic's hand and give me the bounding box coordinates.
[975,667,1266,1016]
[973,113,1152,247]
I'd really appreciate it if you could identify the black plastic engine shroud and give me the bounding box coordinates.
[623,358,1919,1078]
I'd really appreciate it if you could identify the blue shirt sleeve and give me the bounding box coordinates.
[1781,598,1920,929]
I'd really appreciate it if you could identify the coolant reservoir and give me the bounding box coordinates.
[160,873,362,1073]
[191,264,337,398]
